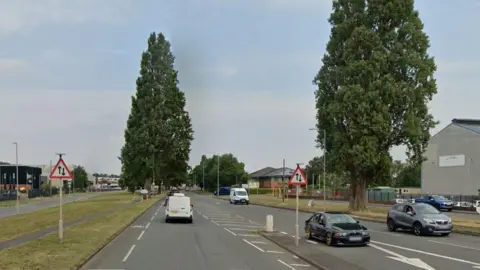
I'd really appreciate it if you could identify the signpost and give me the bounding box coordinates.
[49,154,73,243]
[288,163,308,246]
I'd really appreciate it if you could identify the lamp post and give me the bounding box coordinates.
[309,128,326,210]
[12,142,19,215]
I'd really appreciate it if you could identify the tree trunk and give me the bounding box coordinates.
[144,178,152,191]
[348,176,367,212]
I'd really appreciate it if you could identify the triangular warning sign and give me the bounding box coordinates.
[288,165,308,185]
[49,158,73,179]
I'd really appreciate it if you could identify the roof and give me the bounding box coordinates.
[451,118,480,134]
[0,164,41,169]
[249,167,295,178]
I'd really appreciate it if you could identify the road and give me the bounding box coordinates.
[82,198,313,270]
[273,195,480,220]
[0,192,102,218]
[194,194,480,270]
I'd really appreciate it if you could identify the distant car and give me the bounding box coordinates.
[387,203,452,236]
[304,212,370,246]
[213,187,231,196]
[229,188,249,205]
[414,195,453,212]
[165,193,193,223]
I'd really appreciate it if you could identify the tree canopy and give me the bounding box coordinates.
[314,0,437,211]
[72,166,89,189]
[190,154,249,190]
[121,32,194,192]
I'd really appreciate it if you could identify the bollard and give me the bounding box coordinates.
[266,215,274,232]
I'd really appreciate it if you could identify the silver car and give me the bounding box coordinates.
[386,202,452,236]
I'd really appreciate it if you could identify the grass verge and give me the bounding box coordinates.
[0,200,29,207]
[0,192,140,242]
[0,195,163,270]
[214,195,480,236]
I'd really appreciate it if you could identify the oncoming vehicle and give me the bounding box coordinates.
[165,193,193,223]
[387,203,452,236]
[304,212,370,246]
[229,188,249,204]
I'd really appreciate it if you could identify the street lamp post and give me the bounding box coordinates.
[12,142,19,215]
[309,128,327,210]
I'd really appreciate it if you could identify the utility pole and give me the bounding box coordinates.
[12,142,19,215]
[202,161,205,191]
[216,155,220,196]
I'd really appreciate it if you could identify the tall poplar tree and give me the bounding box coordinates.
[314,0,437,211]
[121,32,194,192]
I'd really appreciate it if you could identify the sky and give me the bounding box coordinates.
[0,0,479,174]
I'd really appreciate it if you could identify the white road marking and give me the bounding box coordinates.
[473,266,480,269]
[122,245,136,262]
[293,255,299,259]
[145,222,150,229]
[370,243,435,270]
[290,264,310,267]
[227,228,256,231]
[224,228,237,236]
[306,240,317,244]
[212,220,249,224]
[267,250,285,254]
[154,211,158,215]
[130,225,144,228]
[243,239,265,252]
[428,240,480,251]
[216,223,262,228]
[281,231,288,235]
[370,241,480,267]
[137,231,145,240]
[251,241,268,244]
[150,216,155,221]
[249,219,261,225]
[277,259,296,270]
[370,230,400,236]
[237,234,260,237]
[202,214,209,219]
[211,220,220,226]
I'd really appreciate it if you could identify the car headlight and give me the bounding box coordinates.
[334,232,348,237]
[423,218,435,224]
[362,231,369,236]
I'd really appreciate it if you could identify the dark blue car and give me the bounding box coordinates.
[214,187,231,196]
[414,195,453,212]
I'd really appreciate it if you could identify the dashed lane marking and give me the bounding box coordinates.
[224,228,237,236]
[122,245,136,262]
[137,231,145,240]
[280,231,288,235]
[226,228,257,231]
[306,240,317,244]
[202,214,209,219]
[215,223,262,228]
[145,222,151,229]
[251,241,268,244]
[211,220,220,226]
[291,263,311,267]
[267,250,285,254]
[237,234,260,237]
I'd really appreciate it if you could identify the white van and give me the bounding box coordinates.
[165,193,193,223]
[229,188,249,205]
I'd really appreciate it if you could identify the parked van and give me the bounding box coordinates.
[165,193,193,223]
[229,188,249,205]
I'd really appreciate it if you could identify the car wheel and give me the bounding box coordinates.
[441,233,450,236]
[305,228,312,239]
[387,218,397,232]
[165,218,169,223]
[447,209,452,212]
[246,202,249,205]
[229,200,232,204]
[325,232,334,246]
[413,222,423,236]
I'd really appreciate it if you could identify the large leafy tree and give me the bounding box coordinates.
[190,154,249,190]
[121,32,194,192]
[314,0,437,211]
[72,165,89,189]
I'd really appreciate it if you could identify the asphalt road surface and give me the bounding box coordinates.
[82,198,313,270]
[195,194,480,270]
[0,193,102,218]
[273,195,480,220]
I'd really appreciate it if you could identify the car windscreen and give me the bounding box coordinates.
[432,195,448,201]
[414,204,440,214]
[235,191,247,196]
[326,214,356,224]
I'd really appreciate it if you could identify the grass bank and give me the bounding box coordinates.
[0,192,140,241]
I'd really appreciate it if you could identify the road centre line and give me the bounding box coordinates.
[290,263,310,267]
[224,228,237,236]
[215,223,262,228]
[243,239,265,252]
[267,250,285,254]
[202,214,209,219]
[122,245,136,262]
[145,222,150,229]
[370,240,480,267]
[211,220,220,226]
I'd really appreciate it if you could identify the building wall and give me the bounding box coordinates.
[422,124,480,195]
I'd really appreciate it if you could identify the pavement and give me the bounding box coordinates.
[267,195,480,220]
[82,197,314,270]
[0,192,102,218]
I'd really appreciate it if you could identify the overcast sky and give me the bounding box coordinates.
[0,0,479,174]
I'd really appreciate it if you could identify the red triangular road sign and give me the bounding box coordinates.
[49,158,73,179]
[288,165,308,185]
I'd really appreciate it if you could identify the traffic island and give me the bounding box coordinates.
[260,231,366,270]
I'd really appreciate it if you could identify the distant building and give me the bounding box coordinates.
[0,164,42,190]
[422,118,480,196]
[248,167,295,188]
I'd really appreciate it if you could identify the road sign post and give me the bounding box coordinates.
[50,155,73,243]
[288,164,308,246]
